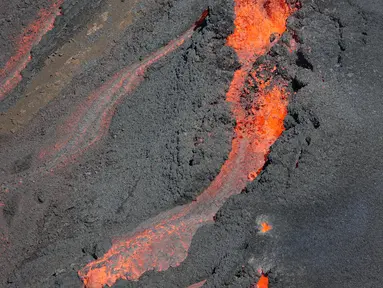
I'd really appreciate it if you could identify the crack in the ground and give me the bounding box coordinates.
[315,0,369,69]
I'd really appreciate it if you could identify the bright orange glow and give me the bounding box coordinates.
[257,274,269,288]
[0,0,63,101]
[79,1,296,287]
[260,222,272,233]
[227,0,291,65]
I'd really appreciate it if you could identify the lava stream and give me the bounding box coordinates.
[39,11,208,172]
[79,1,296,287]
[255,274,269,288]
[0,0,63,101]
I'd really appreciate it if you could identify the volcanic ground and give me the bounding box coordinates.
[0,0,383,287]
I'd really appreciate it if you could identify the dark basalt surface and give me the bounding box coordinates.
[0,0,234,287]
[115,0,383,287]
[1,0,383,287]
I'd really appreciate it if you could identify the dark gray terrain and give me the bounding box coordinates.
[0,0,382,287]
[0,0,105,111]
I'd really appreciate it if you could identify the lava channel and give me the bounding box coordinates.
[78,0,297,287]
[38,10,209,172]
[0,0,63,101]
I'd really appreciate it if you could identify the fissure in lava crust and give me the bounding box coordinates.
[0,0,63,101]
[77,1,298,287]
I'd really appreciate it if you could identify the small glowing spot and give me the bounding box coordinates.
[260,222,272,233]
[248,171,257,181]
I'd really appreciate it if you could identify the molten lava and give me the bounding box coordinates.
[0,0,63,101]
[260,222,272,233]
[256,274,269,288]
[78,1,296,287]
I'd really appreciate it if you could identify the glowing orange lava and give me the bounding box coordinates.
[256,274,269,288]
[79,1,296,287]
[227,0,290,65]
[0,1,63,101]
[260,222,272,233]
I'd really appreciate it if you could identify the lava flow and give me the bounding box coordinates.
[38,10,208,172]
[79,1,296,287]
[0,0,63,101]
[255,274,269,288]
[260,222,273,233]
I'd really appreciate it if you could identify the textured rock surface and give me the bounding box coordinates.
[0,0,106,110]
[0,0,383,287]
[0,0,234,287]
[144,1,383,287]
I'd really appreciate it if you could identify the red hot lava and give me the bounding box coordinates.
[0,0,63,101]
[254,274,269,288]
[78,1,296,287]
[260,221,272,233]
